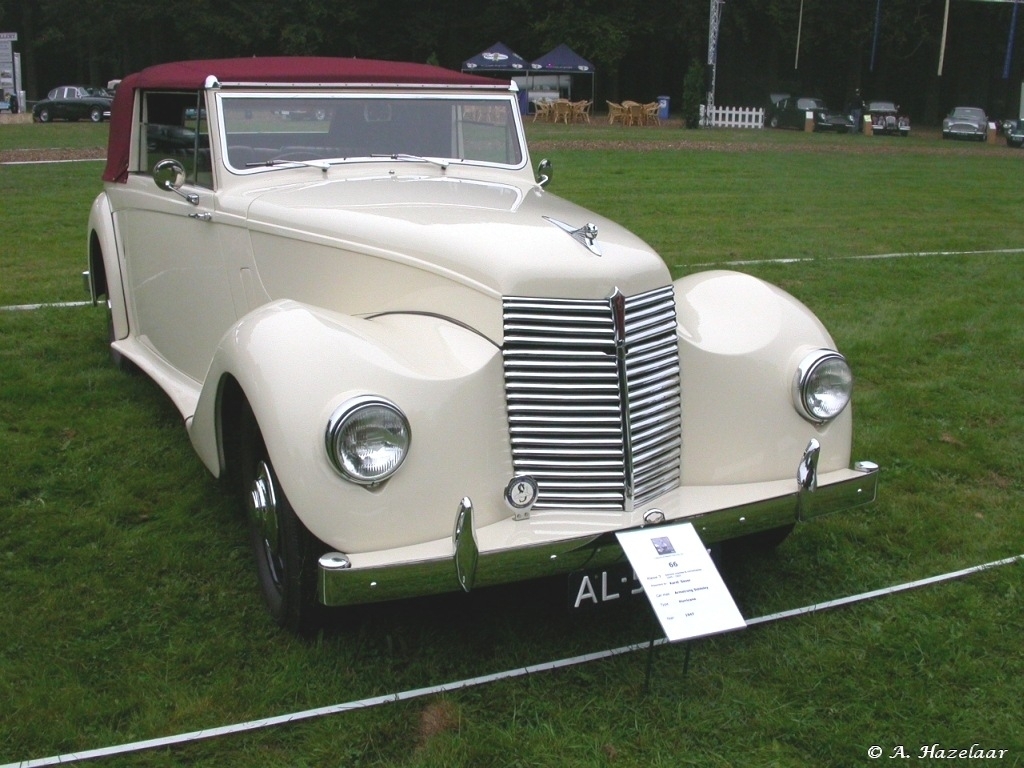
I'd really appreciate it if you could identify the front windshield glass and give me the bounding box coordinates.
[797,98,826,110]
[953,107,985,120]
[218,94,524,172]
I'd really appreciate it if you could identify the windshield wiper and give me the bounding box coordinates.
[371,153,449,170]
[246,158,332,171]
[245,154,452,172]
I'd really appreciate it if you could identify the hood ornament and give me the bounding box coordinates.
[544,216,602,256]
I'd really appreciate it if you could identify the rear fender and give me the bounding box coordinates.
[87,192,128,341]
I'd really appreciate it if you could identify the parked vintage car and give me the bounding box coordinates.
[865,100,910,136]
[32,85,113,123]
[765,96,854,132]
[85,57,879,633]
[1002,118,1024,147]
[942,106,988,141]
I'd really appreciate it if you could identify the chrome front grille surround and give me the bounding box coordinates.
[502,286,682,511]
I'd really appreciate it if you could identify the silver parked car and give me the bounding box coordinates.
[85,57,879,634]
[942,106,988,141]
[865,100,910,137]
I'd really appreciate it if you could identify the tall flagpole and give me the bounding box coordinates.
[707,0,725,125]
[795,0,804,69]
[938,0,951,75]
[1003,0,1019,78]
[870,0,883,71]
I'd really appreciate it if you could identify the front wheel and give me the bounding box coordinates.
[240,405,325,635]
[89,106,103,123]
[37,107,51,123]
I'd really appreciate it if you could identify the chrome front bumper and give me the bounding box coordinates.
[317,450,879,608]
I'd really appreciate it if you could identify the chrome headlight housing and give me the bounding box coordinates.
[326,396,411,485]
[793,350,853,424]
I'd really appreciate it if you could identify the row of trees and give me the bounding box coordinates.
[3,0,1023,124]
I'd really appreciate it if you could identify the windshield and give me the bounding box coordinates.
[218,94,525,172]
[796,98,827,110]
[952,107,985,120]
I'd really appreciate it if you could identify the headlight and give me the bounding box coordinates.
[793,350,852,424]
[325,396,411,485]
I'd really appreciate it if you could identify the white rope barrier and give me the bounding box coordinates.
[4,552,1020,768]
[3,249,1022,314]
[685,246,1024,269]
[0,301,92,311]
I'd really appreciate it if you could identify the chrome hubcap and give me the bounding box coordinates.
[249,461,282,583]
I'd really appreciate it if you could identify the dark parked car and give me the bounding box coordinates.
[765,96,853,132]
[942,107,988,141]
[1002,118,1024,147]
[865,101,910,137]
[32,85,113,123]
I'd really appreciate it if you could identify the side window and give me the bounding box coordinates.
[141,91,212,189]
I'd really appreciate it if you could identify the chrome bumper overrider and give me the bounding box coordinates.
[318,446,879,608]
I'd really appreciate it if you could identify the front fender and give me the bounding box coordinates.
[189,300,512,552]
[674,270,853,484]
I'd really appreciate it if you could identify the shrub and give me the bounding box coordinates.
[681,59,705,129]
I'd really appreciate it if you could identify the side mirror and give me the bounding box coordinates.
[153,158,199,204]
[536,158,552,188]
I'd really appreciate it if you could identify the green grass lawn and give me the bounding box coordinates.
[1,122,1022,767]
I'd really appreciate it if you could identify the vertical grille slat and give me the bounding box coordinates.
[503,286,682,511]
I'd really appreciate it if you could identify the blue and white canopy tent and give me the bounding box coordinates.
[462,42,596,113]
[462,42,532,112]
[529,44,595,106]
[461,42,530,75]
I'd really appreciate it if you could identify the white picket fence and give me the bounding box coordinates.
[700,105,764,129]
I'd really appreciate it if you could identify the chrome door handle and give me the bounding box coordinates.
[188,212,212,222]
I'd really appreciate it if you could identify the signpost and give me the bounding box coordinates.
[0,32,19,112]
[616,522,745,643]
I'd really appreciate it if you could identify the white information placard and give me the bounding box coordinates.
[616,522,746,642]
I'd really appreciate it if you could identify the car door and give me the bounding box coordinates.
[105,90,237,384]
[53,87,75,120]
[781,98,801,129]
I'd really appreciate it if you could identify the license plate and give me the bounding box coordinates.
[567,561,644,610]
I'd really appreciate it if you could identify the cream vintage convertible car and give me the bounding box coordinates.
[86,57,878,633]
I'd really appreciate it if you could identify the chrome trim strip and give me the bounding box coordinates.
[317,464,879,607]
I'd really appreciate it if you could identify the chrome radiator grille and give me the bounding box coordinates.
[502,286,682,510]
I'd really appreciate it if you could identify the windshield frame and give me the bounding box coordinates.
[214,90,528,175]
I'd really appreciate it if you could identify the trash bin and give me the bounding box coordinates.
[657,96,670,121]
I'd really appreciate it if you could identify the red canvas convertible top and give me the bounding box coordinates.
[103,57,504,183]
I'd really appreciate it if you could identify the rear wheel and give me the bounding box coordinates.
[89,106,103,122]
[239,403,325,635]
